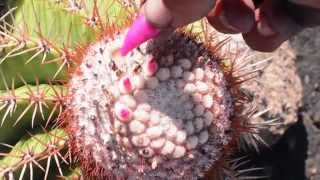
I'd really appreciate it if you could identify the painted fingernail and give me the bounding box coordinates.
[121,15,161,56]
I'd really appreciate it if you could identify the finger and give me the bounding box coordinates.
[121,0,215,56]
[243,0,302,52]
[242,24,289,52]
[285,1,320,27]
[206,0,255,34]
[144,0,215,29]
[289,0,320,9]
[142,0,172,28]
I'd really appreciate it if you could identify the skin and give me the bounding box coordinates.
[142,0,320,52]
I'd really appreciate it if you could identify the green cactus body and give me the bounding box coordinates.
[0,128,67,180]
[0,83,65,140]
[0,0,274,179]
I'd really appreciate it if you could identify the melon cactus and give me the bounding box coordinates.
[0,0,275,179]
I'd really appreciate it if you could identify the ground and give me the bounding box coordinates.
[239,27,320,180]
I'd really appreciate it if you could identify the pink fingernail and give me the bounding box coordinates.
[121,15,161,56]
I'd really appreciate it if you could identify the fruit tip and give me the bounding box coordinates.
[120,15,161,56]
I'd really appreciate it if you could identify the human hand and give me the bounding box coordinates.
[121,0,320,55]
[121,0,215,55]
[234,0,320,51]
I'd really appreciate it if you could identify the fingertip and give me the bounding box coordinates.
[143,0,173,28]
[223,0,255,33]
[207,0,255,34]
[206,12,239,34]
[242,0,302,52]
[242,26,287,52]
[256,15,276,36]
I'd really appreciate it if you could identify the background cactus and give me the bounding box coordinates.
[0,0,275,179]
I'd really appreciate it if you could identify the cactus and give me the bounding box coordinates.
[0,0,276,179]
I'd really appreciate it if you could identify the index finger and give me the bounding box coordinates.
[120,0,215,56]
[144,0,215,28]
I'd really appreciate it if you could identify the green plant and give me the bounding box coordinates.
[0,0,275,179]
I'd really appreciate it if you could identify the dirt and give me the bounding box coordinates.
[291,28,320,128]
[289,27,320,180]
[243,45,303,144]
[234,27,320,180]
[216,31,304,145]
[215,26,320,180]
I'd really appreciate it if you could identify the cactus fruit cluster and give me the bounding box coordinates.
[0,0,275,179]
